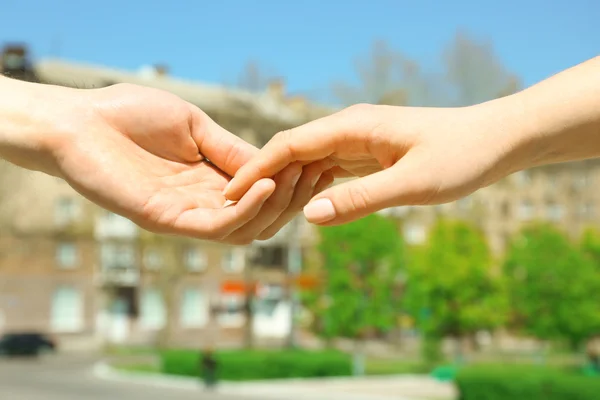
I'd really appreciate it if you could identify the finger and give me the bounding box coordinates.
[170,178,275,239]
[329,166,355,178]
[257,161,332,240]
[228,163,303,243]
[189,107,259,176]
[302,153,429,225]
[312,170,335,195]
[224,105,381,201]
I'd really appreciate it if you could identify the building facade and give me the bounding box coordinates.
[2,44,598,351]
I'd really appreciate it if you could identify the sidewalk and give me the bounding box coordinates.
[93,362,457,400]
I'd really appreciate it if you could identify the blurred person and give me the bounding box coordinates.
[224,56,600,226]
[199,347,218,390]
[0,75,333,243]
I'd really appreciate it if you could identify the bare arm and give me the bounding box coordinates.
[223,56,600,225]
[517,56,600,167]
[0,76,67,175]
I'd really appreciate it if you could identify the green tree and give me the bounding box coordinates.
[581,227,600,268]
[404,219,507,364]
[504,224,600,350]
[316,214,404,375]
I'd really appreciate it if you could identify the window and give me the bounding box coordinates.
[403,223,426,245]
[100,242,136,270]
[546,202,563,221]
[143,248,162,270]
[251,246,284,267]
[96,211,138,238]
[50,286,84,332]
[179,288,208,328]
[55,197,78,226]
[514,170,532,186]
[456,197,472,212]
[221,248,246,273]
[184,247,207,271]
[518,200,534,221]
[579,202,595,218]
[56,242,78,269]
[217,294,245,328]
[140,288,165,330]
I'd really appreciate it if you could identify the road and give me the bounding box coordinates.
[0,354,456,400]
[0,355,249,400]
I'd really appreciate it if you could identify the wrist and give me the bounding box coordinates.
[469,92,541,187]
[0,76,84,176]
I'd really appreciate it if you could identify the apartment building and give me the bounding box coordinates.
[0,44,326,349]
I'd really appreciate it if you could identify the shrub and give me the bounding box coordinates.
[456,365,600,400]
[161,349,352,381]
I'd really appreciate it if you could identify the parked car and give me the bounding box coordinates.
[0,332,56,357]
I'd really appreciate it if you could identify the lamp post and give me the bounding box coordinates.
[286,217,302,348]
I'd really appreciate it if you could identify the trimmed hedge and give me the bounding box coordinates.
[456,365,600,400]
[161,349,352,381]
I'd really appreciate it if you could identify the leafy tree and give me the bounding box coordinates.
[314,214,404,374]
[504,224,600,349]
[581,227,600,269]
[403,219,507,364]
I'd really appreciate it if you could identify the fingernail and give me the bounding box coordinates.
[222,180,233,197]
[303,198,336,223]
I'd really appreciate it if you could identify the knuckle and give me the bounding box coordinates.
[274,129,298,160]
[346,182,372,212]
[345,103,375,116]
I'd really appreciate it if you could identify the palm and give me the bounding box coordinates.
[55,84,278,241]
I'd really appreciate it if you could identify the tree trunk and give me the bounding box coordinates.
[244,256,254,349]
[352,339,366,376]
[157,283,175,350]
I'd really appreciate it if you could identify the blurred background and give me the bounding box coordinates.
[0,1,599,399]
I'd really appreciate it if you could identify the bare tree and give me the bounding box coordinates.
[332,40,430,106]
[443,31,521,106]
[236,60,279,93]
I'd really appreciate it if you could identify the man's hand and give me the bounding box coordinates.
[224,101,532,226]
[1,78,331,243]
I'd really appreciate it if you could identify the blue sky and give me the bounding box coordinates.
[2,0,598,103]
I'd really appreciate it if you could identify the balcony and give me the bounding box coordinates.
[96,241,139,286]
[96,266,140,287]
[94,212,138,240]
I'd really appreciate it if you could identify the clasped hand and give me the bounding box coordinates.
[49,83,333,244]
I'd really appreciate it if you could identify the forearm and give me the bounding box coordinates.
[0,76,70,176]
[513,56,600,168]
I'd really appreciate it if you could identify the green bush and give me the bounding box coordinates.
[161,349,352,381]
[456,365,600,400]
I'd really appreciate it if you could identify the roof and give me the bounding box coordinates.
[34,59,335,126]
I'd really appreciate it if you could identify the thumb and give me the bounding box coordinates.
[302,158,428,225]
